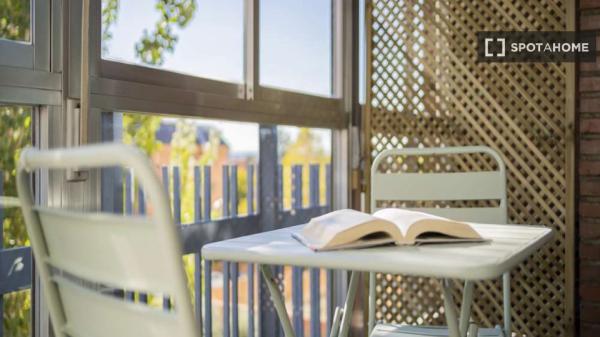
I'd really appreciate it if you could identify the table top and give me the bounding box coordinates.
[202,223,553,280]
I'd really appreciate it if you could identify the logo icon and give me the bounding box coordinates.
[484,37,506,57]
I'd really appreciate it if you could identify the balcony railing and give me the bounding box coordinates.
[0,161,333,337]
[123,162,333,337]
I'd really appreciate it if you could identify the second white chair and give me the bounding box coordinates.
[369,146,508,337]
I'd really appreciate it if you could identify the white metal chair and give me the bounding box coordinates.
[16,143,199,337]
[368,146,509,337]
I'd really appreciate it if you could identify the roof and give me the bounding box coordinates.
[155,121,225,146]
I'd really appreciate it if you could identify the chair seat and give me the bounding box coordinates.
[370,323,504,337]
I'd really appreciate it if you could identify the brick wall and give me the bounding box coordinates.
[578,1,600,336]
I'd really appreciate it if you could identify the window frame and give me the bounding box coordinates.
[0,2,64,337]
[0,0,50,71]
[82,0,348,129]
[0,0,59,106]
[0,1,358,336]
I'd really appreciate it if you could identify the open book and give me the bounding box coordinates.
[293,208,485,251]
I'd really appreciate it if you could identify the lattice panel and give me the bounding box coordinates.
[365,1,572,337]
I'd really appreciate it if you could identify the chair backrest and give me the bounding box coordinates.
[17,144,198,337]
[370,146,507,224]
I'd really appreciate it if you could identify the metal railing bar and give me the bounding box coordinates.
[326,270,334,336]
[292,165,304,337]
[232,262,239,337]
[248,263,255,337]
[179,215,261,254]
[193,166,202,329]
[247,165,255,215]
[138,185,146,215]
[278,164,283,209]
[231,165,238,218]
[326,164,332,208]
[204,259,213,337]
[310,164,320,207]
[223,261,231,337]
[204,166,212,222]
[223,165,230,218]
[310,268,321,337]
[173,166,181,224]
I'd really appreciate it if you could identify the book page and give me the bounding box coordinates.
[373,208,449,236]
[297,209,399,250]
[301,209,380,243]
[374,208,482,244]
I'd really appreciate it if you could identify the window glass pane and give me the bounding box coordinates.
[110,112,258,324]
[278,126,331,209]
[260,0,332,96]
[0,0,31,42]
[119,113,258,220]
[102,0,244,83]
[0,104,32,337]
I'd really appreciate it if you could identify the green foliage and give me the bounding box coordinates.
[135,0,197,65]
[0,0,30,41]
[171,119,198,223]
[102,0,197,65]
[0,105,32,337]
[101,0,119,54]
[122,114,162,155]
[280,128,330,208]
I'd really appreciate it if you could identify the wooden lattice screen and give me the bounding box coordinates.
[364,1,575,337]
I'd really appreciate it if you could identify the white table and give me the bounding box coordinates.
[202,223,553,337]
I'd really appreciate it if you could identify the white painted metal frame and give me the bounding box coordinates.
[368,146,509,337]
[202,222,553,337]
[260,265,360,337]
[16,144,199,337]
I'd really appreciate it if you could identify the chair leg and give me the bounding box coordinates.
[503,273,511,337]
[459,281,474,337]
[260,265,296,337]
[368,272,376,334]
[441,279,460,337]
[338,271,360,337]
[328,306,344,337]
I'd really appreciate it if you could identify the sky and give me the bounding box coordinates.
[103,0,348,154]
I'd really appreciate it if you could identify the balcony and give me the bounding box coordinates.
[0,0,597,337]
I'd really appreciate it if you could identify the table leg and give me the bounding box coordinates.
[441,279,477,337]
[459,281,474,337]
[260,265,296,337]
[441,279,460,337]
[338,271,359,337]
[328,307,343,337]
[259,267,360,337]
[368,272,376,334]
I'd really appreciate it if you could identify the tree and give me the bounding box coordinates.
[0,106,31,337]
[104,0,198,155]
[0,0,30,41]
[280,128,330,208]
[102,0,200,312]
[122,114,162,154]
[101,0,197,65]
[1,2,33,335]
